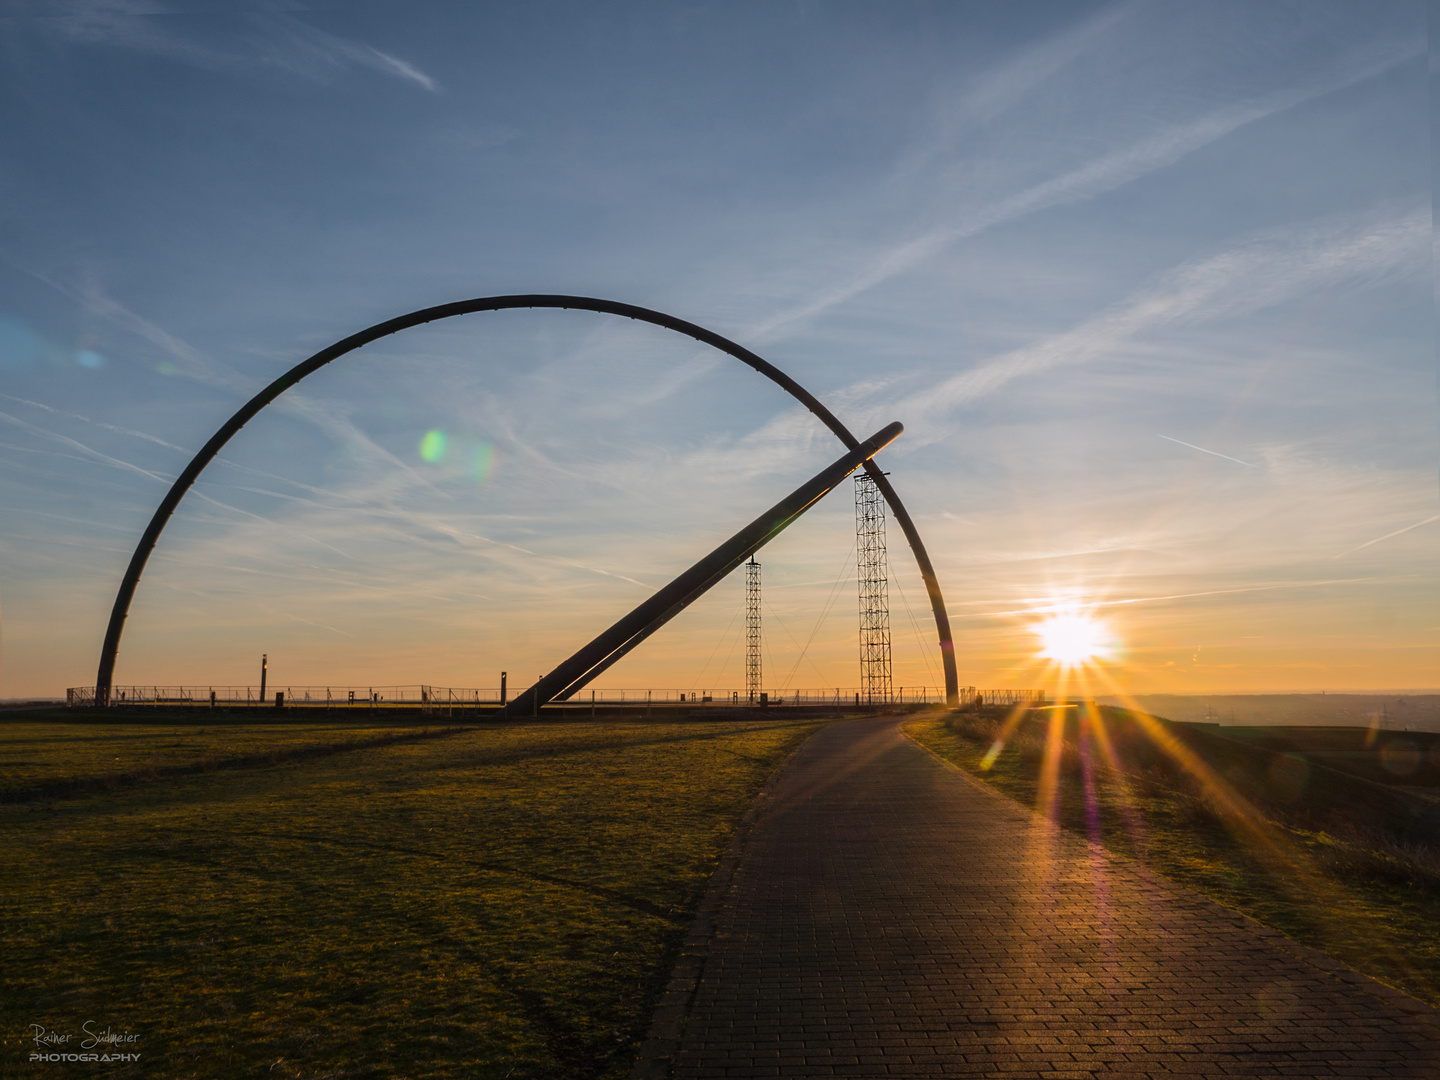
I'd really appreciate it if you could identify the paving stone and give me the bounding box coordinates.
[649,718,1440,1079]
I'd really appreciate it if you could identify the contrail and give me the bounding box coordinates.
[960,578,1380,619]
[1334,513,1440,558]
[1156,433,1257,468]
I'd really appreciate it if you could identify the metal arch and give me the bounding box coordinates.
[93,295,960,706]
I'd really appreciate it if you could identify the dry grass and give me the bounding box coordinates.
[907,708,1440,1008]
[1,714,829,1078]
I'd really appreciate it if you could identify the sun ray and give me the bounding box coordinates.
[1082,665,1426,983]
[972,590,1428,998]
[980,700,1034,770]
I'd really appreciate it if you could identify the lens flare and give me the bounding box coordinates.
[419,430,447,463]
[473,441,496,482]
[1033,610,1114,666]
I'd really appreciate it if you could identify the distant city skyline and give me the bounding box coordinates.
[1,1,1435,698]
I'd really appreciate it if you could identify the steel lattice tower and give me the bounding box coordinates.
[745,558,762,702]
[855,472,892,704]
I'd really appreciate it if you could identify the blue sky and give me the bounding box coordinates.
[0,0,1435,698]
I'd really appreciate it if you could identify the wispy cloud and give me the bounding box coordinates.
[352,45,436,93]
[70,277,250,394]
[419,519,649,590]
[751,29,1421,341]
[0,406,370,563]
[26,1,439,92]
[0,392,193,454]
[889,206,1429,440]
[942,1,1141,129]
[269,607,353,638]
[0,390,433,522]
[963,578,1384,619]
[0,407,170,485]
[2,264,456,503]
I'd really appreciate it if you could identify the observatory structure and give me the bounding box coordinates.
[87,295,959,709]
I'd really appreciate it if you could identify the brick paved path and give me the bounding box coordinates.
[656,717,1440,1078]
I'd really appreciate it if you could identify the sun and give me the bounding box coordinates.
[1033,610,1114,667]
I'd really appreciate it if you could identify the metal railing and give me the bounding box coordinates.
[531,686,950,706]
[976,688,1047,707]
[65,683,1041,711]
[67,685,434,708]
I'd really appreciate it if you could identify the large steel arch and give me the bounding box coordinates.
[94,295,959,705]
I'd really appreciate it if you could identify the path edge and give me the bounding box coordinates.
[900,714,1440,1031]
[629,722,834,1079]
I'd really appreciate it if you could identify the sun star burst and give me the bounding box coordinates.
[1033,610,1114,667]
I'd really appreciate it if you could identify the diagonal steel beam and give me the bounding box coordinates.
[504,422,903,717]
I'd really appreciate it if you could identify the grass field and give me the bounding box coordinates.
[906,709,1440,1009]
[1,713,830,1079]
[0,718,458,800]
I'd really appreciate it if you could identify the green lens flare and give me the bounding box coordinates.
[419,430,447,463]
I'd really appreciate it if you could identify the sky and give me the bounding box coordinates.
[0,0,1435,699]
